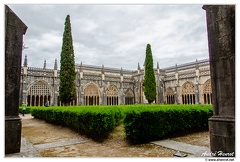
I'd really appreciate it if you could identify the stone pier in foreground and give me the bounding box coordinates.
[203,5,235,157]
[5,5,28,154]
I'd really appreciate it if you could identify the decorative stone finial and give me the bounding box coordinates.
[23,55,28,67]
[43,59,46,69]
[54,59,57,70]
[80,62,83,72]
[195,59,199,69]
[101,64,105,74]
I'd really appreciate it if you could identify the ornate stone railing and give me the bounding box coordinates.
[178,70,196,79]
[200,67,210,76]
[165,74,175,81]
[83,73,102,81]
[163,58,209,73]
[76,63,135,75]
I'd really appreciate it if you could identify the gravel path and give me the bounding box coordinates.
[7,114,210,157]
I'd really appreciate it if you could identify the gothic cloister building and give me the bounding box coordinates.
[20,56,212,106]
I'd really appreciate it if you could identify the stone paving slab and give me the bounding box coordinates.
[34,138,88,150]
[6,136,41,157]
[20,114,35,120]
[151,139,211,157]
[22,123,46,127]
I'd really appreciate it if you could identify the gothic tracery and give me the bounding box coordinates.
[106,85,119,105]
[20,58,211,106]
[203,79,212,104]
[26,80,51,106]
[181,81,196,104]
[84,83,100,105]
[125,88,134,104]
[165,87,175,104]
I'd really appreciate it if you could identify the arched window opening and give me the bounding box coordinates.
[26,80,52,106]
[181,81,196,104]
[125,88,134,105]
[203,79,212,104]
[84,83,100,106]
[165,87,175,104]
[106,85,119,105]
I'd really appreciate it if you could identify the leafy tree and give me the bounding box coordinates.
[59,15,76,105]
[143,44,156,104]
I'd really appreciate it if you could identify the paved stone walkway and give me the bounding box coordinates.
[5,136,41,157]
[152,139,211,157]
[34,138,87,150]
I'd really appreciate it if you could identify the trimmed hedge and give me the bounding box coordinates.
[123,104,213,144]
[28,104,212,144]
[30,106,122,141]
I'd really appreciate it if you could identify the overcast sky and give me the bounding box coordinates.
[8,4,209,70]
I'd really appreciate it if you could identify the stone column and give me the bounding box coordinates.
[102,87,106,105]
[121,93,124,105]
[174,85,178,104]
[195,83,199,104]
[158,79,164,104]
[79,83,84,105]
[22,77,27,104]
[203,5,235,156]
[5,5,27,154]
[53,79,58,106]
[120,69,124,105]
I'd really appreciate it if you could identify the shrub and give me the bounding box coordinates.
[29,104,212,143]
[30,106,122,141]
[123,104,213,144]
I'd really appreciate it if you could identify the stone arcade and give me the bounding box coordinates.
[20,57,212,106]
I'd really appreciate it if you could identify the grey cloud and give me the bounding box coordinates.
[8,4,208,70]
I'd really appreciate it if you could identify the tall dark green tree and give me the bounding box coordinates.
[59,15,76,105]
[143,44,156,104]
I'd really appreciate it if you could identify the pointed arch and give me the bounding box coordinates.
[203,79,212,104]
[26,80,52,106]
[125,88,134,105]
[106,85,119,105]
[165,87,175,104]
[181,81,196,104]
[84,82,101,105]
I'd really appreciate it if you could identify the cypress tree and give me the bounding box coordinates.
[59,15,76,105]
[143,44,156,104]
